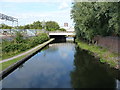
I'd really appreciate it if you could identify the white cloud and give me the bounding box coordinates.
[59,2,69,10]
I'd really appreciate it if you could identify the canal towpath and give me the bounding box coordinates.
[0,38,54,63]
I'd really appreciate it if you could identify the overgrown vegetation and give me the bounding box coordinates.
[76,39,119,68]
[2,32,49,59]
[71,2,120,42]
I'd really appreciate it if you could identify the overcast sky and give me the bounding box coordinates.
[0,0,74,27]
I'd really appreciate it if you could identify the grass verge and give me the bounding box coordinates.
[2,46,37,60]
[76,39,119,69]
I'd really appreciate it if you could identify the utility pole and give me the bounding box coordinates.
[0,13,18,34]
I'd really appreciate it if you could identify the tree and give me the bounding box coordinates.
[17,21,42,29]
[59,28,66,31]
[32,21,42,29]
[0,24,12,29]
[24,24,30,29]
[46,21,60,31]
[71,2,120,42]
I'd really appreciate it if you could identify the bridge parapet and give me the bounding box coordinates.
[48,31,76,36]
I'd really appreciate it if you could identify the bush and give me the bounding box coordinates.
[2,33,49,57]
[59,28,66,31]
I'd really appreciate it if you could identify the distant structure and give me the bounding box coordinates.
[0,13,18,22]
[0,13,19,35]
[64,23,68,27]
[0,13,18,27]
[60,23,74,32]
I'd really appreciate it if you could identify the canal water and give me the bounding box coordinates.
[1,40,120,88]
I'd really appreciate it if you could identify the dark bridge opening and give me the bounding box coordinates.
[50,35,66,43]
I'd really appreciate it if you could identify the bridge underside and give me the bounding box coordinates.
[50,35,66,42]
[49,35,76,43]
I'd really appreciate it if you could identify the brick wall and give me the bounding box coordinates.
[94,36,120,53]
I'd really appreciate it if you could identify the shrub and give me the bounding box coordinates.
[2,33,49,57]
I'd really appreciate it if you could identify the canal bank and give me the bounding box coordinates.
[76,39,120,70]
[0,38,55,79]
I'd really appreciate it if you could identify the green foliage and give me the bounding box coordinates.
[17,21,42,29]
[46,21,60,31]
[17,21,60,31]
[76,40,118,68]
[71,2,120,42]
[0,24,12,29]
[14,31,24,43]
[2,33,49,58]
[33,21,42,29]
[59,28,66,31]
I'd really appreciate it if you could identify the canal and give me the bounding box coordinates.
[1,40,120,88]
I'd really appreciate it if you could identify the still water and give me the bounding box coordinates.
[1,42,120,88]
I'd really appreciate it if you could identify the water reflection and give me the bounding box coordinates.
[71,46,117,89]
[2,43,75,88]
[1,43,120,88]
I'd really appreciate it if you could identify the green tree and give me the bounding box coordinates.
[32,21,42,29]
[59,28,66,31]
[0,24,12,29]
[71,2,120,42]
[17,21,42,29]
[46,21,60,31]
[24,24,30,29]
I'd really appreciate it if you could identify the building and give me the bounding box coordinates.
[60,23,74,32]
[64,23,68,27]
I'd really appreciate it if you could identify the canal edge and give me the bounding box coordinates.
[0,38,55,79]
